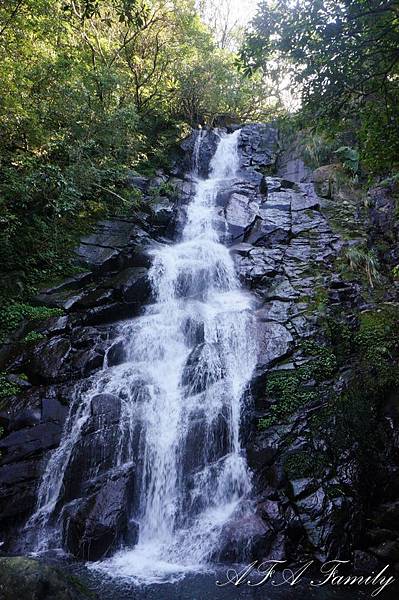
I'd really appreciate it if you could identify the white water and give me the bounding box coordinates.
[24,130,258,582]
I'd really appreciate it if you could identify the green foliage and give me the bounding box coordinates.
[299,131,337,170]
[334,146,359,176]
[284,451,326,480]
[300,341,337,381]
[258,341,338,430]
[241,0,399,175]
[325,318,352,363]
[148,182,177,202]
[354,306,399,391]
[24,331,45,343]
[341,245,382,288]
[258,374,318,430]
[0,373,20,408]
[0,303,63,344]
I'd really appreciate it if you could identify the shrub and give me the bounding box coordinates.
[0,302,63,344]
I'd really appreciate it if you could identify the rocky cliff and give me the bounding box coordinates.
[0,124,398,573]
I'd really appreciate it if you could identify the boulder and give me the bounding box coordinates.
[217,514,276,562]
[313,164,341,199]
[0,557,95,600]
[277,157,312,183]
[63,465,135,560]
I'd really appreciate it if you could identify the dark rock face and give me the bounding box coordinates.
[217,514,275,562]
[239,123,279,169]
[0,557,96,600]
[180,129,220,177]
[63,464,135,560]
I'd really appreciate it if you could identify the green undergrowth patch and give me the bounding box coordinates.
[0,372,21,410]
[284,450,326,480]
[258,341,338,429]
[0,302,63,344]
[354,305,399,391]
[23,331,46,344]
[284,305,399,481]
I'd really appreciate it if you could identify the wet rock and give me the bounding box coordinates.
[75,220,152,273]
[224,193,258,240]
[373,500,399,530]
[41,396,68,425]
[106,339,126,366]
[235,246,284,286]
[256,322,294,370]
[63,465,135,560]
[217,514,275,562]
[370,540,399,563]
[278,157,312,183]
[127,174,150,191]
[0,557,96,600]
[7,407,41,432]
[182,316,205,346]
[264,276,299,302]
[91,393,121,421]
[353,550,380,574]
[119,267,151,304]
[256,499,291,533]
[149,198,174,230]
[256,301,290,323]
[290,478,318,500]
[74,287,115,310]
[0,422,62,465]
[75,244,121,273]
[24,337,72,383]
[33,274,92,308]
[291,190,320,211]
[239,124,279,168]
[36,315,70,336]
[83,302,141,325]
[180,129,221,178]
[0,459,43,525]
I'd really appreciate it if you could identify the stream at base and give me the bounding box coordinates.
[63,560,398,600]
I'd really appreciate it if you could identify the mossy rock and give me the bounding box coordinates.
[0,557,96,600]
[313,163,342,198]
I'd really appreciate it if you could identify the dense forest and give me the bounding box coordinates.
[0,0,271,319]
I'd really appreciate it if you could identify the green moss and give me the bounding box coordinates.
[284,451,326,479]
[306,284,329,315]
[258,371,318,429]
[325,317,352,363]
[299,340,337,381]
[0,302,63,344]
[258,341,339,430]
[147,181,177,204]
[0,372,20,409]
[23,331,45,343]
[355,305,399,390]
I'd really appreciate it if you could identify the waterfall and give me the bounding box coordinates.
[24,129,258,582]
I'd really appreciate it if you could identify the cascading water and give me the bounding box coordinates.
[23,129,258,582]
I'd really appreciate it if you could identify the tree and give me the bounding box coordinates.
[241,0,399,173]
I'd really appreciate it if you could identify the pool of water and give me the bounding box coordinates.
[66,563,399,600]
